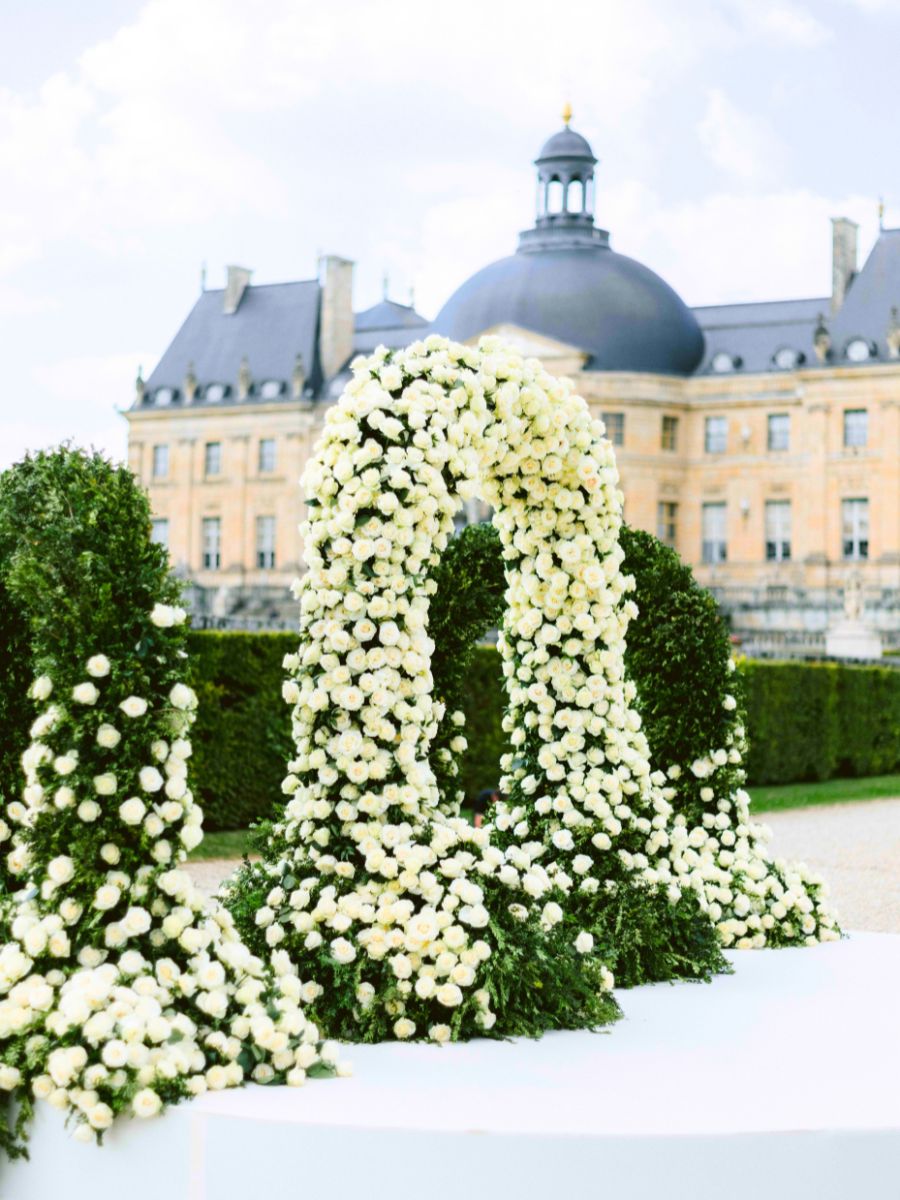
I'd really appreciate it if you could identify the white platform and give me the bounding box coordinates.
[7,933,900,1200]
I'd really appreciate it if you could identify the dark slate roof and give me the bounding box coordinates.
[353,299,430,352]
[692,229,900,375]
[830,227,900,356]
[537,128,596,163]
[692,297,826,374]
[434,245,705,375]
[140,280,321,407]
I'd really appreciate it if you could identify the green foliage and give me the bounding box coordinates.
[742,660,900,785]
[0,447,188,1157]
[175,530,900,830]
[187,631,296,830]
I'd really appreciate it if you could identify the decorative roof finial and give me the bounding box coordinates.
[292,352,305,398]
[135,365,145,404]
[887,306,900,359]
[382,272,389,301]
[238,355,252,400]
[813,313,831,363]
[184,361,198,403]
[562,101,573,128]
[879,196,885,231]
[200,261,207,292]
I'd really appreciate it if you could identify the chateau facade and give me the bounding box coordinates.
[126,116,900,653]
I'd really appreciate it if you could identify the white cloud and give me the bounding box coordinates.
[734,0,832,45]
[1,353,147,471]
[698,89,783,183]
[608,185,878,306]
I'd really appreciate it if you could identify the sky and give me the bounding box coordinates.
[1,0,899,469]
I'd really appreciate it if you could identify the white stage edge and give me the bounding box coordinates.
[6,933,900,1200]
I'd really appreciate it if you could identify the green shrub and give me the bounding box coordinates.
[742,660,900,785]
[187,631,296,831]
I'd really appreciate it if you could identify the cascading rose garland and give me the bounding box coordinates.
[226,333,723,1040]
[0,450,339,1159]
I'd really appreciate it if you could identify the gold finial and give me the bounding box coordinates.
[562,101,573,127]
[879,196,885,230]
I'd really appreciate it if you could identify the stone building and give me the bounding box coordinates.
[125,113,899,652]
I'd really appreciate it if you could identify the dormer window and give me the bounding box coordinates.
[259,379,285,400]
[845,337,875,363]
[773,346,805,370]
[154,387,177,406]
[204,383,229,403]
[711,351,741,374]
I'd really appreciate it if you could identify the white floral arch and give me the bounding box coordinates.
[234,333,837,1044]
[237,335,713,1041]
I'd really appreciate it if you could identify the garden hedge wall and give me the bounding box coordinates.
[187,631,900,829]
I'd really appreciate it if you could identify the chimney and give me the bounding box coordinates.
[831,218,858,314]
[223,265,252,315]
[318,254,355,380]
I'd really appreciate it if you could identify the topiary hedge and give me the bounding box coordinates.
[187,631,297,831]
[741,659,900,785]
[187,632,900,830]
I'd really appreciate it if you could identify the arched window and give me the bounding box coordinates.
[547,178,564,214]
[566,178,584,214]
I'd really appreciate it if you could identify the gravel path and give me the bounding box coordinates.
[763,798,900,934]
[186,798,900,934]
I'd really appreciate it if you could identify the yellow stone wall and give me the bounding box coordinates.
[125,359,900,606]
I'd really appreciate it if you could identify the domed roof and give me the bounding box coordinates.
[434,246,705,375]
[537,127,596,163]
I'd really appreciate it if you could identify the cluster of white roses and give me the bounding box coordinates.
[237,336,611,1041]
[657,708,838,948]
[0,600,338,1148]
[258,332,836,1035]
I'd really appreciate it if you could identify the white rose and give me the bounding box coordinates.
[574,931,594,954]
[132,1088,162,1118]
[435,983,463,1008]
[31,675,53,701]
[139,766,164,793]
[169,683,197,711]
[393,1018,416,1039]
[119,696,148,719]
[86,655,111,678]
[77,800,100,822]
[429,1024,451,1044]
[331,938,356,964]
[96,724,121,749]
[94,885,121,911]
[47,855,75,884]
[54,755,77,776]
[119,797,146,825]
[72,682,99,705]
[93,773,117,796]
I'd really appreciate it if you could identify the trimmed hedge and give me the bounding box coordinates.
[187,631,296,831]
[742,659,900,785]
[187,634,900,830]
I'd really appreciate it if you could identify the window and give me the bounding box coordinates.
[260,379,284,400]
[702,502,727,564]
[566,179,584,214]
[845,338,873,363]
[657,501,678,547]
[767,414,790,452]
[704,416,728,454]
[773,346,804,370]
[842,498,869,560]
[256,515,276,569]
[765,501,791,561]
[602,412,625,447]
[152,444,169,478]
[547,179,563,214]
[661,415,678,452]
[258,438,277,473]
[843,409,868,448]
[150,518,169,550]
[202,517,221,569]
[711,352,739,373]
[204,441,222,476]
